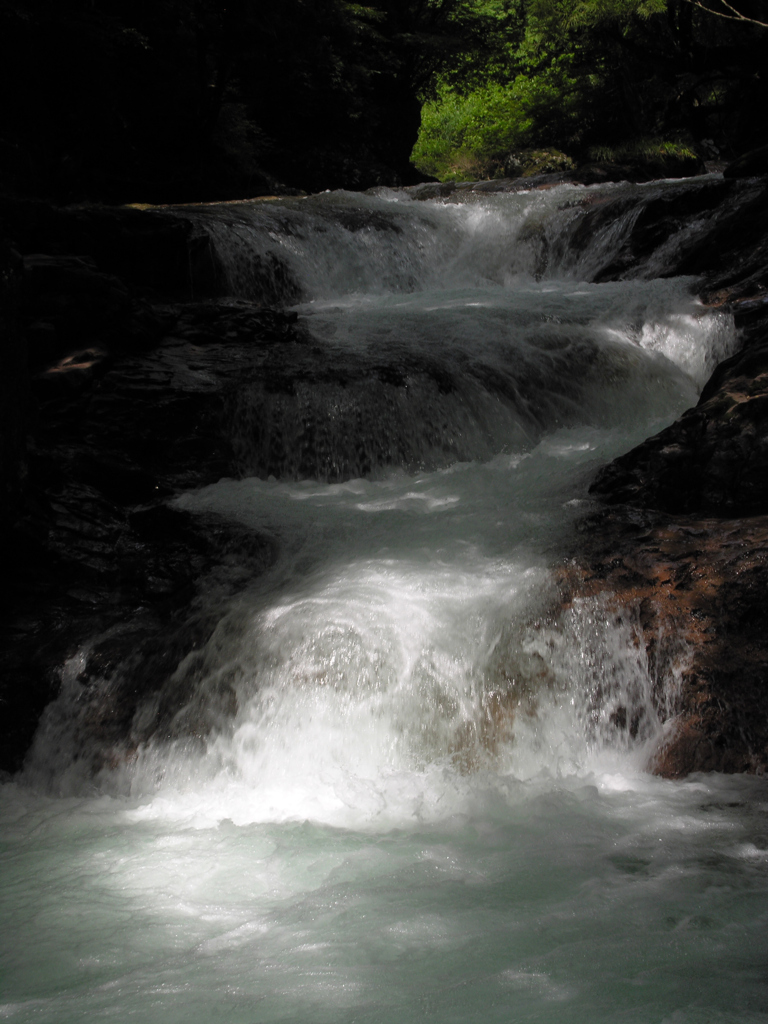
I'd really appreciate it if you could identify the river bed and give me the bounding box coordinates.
[3,181,767,1023]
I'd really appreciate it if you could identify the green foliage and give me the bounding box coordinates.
[413,0,768,182]
[526,0,666,33]
[413,83,528,178]
[412,38,601,179]
[588,138,699,162]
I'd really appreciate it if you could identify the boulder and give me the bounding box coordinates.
[503,149,575,178]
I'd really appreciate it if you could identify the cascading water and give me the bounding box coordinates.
[4,179,768,1024]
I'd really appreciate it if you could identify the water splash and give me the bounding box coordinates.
[22,182,737,799]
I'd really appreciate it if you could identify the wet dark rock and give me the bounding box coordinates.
[394,181,461,201]
[247,252,303,306]
[576,175,768,778]
[401,174,574,200]
[0,300,300,774]
[28,310,307,492]
[724,144,768,179]
[25,319,60,367]
[1,490,277,776]
[590,336,768,515]
[569,164,626,185]
[563,176,742,282]
[32,348,114,400]
[561,511,768,776]
[678,184,768,304]
[0,195,222,299]
[0,205,321,773]
[399,155,706,200]
[571,163,653,185]
[468,173,574,193]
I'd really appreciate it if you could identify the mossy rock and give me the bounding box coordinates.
[503,149,575,178]
[586,139,704,180]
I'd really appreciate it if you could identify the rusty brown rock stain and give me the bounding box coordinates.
[560,509,768,777]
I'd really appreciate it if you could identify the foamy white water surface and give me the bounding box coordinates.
[3,181,767,1024]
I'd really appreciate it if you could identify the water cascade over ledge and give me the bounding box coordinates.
[4,178,768,1024]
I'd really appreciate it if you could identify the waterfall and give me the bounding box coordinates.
[4,180,766,1024]
[182,182,734,482]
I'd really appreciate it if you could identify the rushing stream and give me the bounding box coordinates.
[3,179,768,1023]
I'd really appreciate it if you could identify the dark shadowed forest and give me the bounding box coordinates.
[0,0,766,204]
